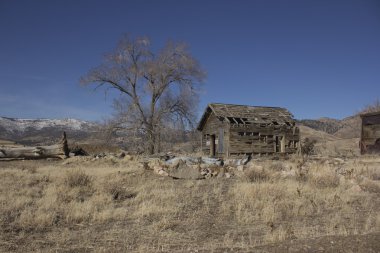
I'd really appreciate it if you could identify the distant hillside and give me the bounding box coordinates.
[297,125,340,142]
[297,115,361,139]
[333,115,361,139]
[297,118,343,135]
[297,117,361,156]
[0,117,98,145]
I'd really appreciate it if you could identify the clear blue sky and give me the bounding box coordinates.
[1,0,379,121]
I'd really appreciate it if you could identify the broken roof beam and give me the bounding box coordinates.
[225,116,240,125]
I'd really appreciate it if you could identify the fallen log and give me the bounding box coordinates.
[0,132,69,159]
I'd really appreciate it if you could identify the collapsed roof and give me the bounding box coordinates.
[197,103,295,131]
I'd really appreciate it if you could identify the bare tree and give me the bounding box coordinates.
[81,36,206,154]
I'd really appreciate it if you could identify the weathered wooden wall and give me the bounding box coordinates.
[228,124,299,157]
[361,113,380,154]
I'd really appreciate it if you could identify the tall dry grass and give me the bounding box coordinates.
[0,155,379,252]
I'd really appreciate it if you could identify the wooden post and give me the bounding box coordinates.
[0,132,69,159]
[281,136,286,153]
[61,132,70,158]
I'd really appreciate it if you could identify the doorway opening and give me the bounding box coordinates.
[210,134,216,157]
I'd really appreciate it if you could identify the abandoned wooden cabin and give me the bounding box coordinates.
[360,111,380,154]
[197,103,300,158]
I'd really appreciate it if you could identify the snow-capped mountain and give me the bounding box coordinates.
[0,117,93,132]
[0,117,98,145]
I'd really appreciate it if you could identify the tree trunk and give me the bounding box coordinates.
[0,132,69,159]
[156,131,161,154]
[146,112,158,154]
[148,132,155,155]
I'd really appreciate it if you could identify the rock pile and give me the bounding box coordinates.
[143,154,252,179]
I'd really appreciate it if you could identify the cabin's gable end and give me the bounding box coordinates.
[199,109,229,158]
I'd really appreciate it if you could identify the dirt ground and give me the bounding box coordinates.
[0,155,379,252]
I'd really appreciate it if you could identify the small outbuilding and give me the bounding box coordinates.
[360,111,380,154]
[197,103,300,158]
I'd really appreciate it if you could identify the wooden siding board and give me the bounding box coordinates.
[362,125,380,138]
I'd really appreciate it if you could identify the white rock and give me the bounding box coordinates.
[158,169,169,177]
[237,165,244,171]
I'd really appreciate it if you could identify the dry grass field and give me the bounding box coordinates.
[1,153,379,252]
